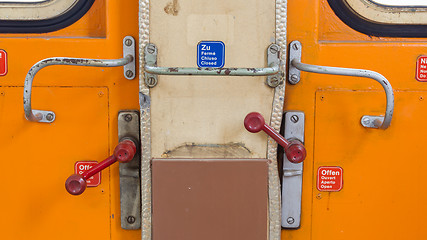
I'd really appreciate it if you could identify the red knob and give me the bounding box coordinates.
[65,139,137,195]
[244,112,306,164]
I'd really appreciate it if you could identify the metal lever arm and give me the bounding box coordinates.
[244,112,306,163]
[65,139,137,195]
[24,36,135,123]
[289,40,394,130]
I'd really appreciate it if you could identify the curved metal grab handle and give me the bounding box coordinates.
[23,56,133,123]
[289,41,394,130]
[24,36,135,123]
[144,43,280,76]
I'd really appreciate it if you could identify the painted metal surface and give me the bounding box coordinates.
[289,40,394,129]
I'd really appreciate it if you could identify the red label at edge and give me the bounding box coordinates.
[0,50,7,76]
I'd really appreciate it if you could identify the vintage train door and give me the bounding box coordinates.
[284,0,427,240]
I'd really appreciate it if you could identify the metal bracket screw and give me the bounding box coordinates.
[269,44,279,54]
[289,74,299,85]
[127,216,136,224]
[145,76,158,88]
[292,43,299,50]
[267,76,282,88]
[146,44,156,54]
[126,70,134,78]
[287,217,295,224]
[125,39,133,47]
[46,113,54,122]
[124,114,133,122]
[290,115,299,123]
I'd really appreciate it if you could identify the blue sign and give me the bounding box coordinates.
[197,41,225,68]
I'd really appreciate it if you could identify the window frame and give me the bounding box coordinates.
[328,0,427,38]
[0,0,94,33]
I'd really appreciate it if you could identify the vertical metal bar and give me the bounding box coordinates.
[281,111,305,229]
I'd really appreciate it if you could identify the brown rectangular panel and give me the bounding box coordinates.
[152,158,268,240]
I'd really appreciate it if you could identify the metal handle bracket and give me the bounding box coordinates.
[24,36,136,123]
[288,40,394,129]
[143,43,283,88]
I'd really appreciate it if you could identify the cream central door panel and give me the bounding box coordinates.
[149,0,276,158]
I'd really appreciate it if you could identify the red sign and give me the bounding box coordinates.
[317,166,343,192]
[75,161,101,187]
[0,50,7,76]
[416,56,427,81]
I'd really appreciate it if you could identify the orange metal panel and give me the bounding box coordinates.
[313,90,427,239]
[0,87,110,239]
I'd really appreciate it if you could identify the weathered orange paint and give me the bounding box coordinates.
[284,0,427,239]
[0,0,140,239]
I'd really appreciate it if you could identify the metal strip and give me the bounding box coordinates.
[144,44,280,76]
[139,0,152,239]
[266,0,287,239]
[124,36,136,80]
[23,36,135,123]
[288,40,394,130]
[118,111,141,229]
[281,112,305,229]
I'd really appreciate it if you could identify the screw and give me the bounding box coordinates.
[124,114,133,122]
[290,115,299,123]
[124,114,132,122]
[316,193,322,200]
[270,44,279,54]
[267,76,281,88]
[127,216,136,224]
[287,217,295,224]
[125,39,133,47]
[289,74,299,84]
[292,43,299,50]
[126,70,134,78]
[146,76,158,88]
[46,113,54,122]
[362,116,371,126]
[147,44,156,54]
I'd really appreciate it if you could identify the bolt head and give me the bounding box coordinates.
[267,76,281,88]
[269,45,279,54]
[46,113,54,122]
[146,76,158,88]
[127,216,136,224]
[362,117,371,126]
[126,70,134,78]
[147,44,156,54]
[287,217,295,224]
[124,114,132,122]
[290,115,299,123]
[292,43,299,50]
[125,39,133,47]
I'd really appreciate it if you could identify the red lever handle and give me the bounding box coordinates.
[244,112,306,163]
[65,139,137,195]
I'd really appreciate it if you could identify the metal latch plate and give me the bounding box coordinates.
[281,111,305,228]
[118,111,141,229]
